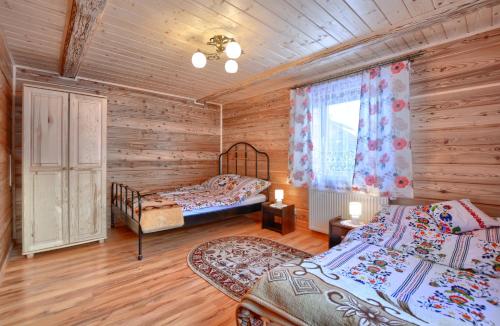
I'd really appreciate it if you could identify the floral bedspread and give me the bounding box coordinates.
[242,206,500,326]
[127,175,270,213]
[141,187,241,212]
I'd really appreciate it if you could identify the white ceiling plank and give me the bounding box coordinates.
[442,15,468,37]
[420,23,448,42]
[223,0,325,54]
[344,0,391,30]
[491,5,500,25]
[256,0,340,47]
[385,36,412,52]
[465,6,493,32]
[285,0,354,41]
[403,0,436,16]
[402,30,430,48]
[314,0,372,36]
[373,0,412,24]
[494,4,500,25]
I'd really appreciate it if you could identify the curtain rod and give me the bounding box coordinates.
[293,50,426,89]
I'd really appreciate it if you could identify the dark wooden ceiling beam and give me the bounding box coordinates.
[198,0,498,102]
[60,0,107,78]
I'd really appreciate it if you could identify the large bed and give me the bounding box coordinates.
[237,201,500,326]
[111,142,271,260]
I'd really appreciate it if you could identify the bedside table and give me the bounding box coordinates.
[261,202,295,235]
[329,217,362,248]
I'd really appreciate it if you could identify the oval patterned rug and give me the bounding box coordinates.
[187,236,312,301]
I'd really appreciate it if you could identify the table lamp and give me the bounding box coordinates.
[274,189,284,208]
[349,201,362,225]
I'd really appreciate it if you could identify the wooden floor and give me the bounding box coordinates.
[0,214,328,325]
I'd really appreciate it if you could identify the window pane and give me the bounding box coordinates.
[311,100,360,190]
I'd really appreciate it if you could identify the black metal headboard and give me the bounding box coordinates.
[218,142,270,181]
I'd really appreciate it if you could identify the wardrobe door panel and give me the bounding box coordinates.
[23,87,69,254]
[69,170,102,242]
[30,95,65,167]
[30,172,68,250]
[70,97,102,167]
[69,94,107,242]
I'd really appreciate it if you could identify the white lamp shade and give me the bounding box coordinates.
[275,189,284,202]
[225,41,242,59]
[349,202,362,217]
[192,51,207,68]
[225,59,238,73]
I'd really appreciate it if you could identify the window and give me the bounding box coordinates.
[311,100,360,190]
[289,60,412,197]
[308,73,362,190]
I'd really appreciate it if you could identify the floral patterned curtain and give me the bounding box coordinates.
[288,87,314,187]
[352,61,414,198]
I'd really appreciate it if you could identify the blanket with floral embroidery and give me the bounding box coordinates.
[240,206,500,326]
[126,175,270,214]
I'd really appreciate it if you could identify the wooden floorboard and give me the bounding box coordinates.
[0,214,328,325]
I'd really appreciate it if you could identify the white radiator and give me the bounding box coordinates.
[309,189,389,234]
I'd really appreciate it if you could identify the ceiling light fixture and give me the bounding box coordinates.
[225,59,238,73]
[191,51,207,68]
[192,35,242,73]
[225,41,242,59]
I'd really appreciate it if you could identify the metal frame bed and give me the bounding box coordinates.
[110,142,270,260]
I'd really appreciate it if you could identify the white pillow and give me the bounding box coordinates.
[426,199,500,234]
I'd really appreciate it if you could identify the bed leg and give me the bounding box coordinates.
[111,209,115,228]
[137,193,143,260]
[111,183,115,228]
[138,227,143,260]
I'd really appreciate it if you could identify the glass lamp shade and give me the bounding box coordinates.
[349,202,362,224]
[225,59,238,73]
[225,41,242,59]
[275,189,284,202]
[191,51,207,68]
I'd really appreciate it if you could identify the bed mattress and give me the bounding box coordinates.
[128,194,266,233]
[184,194,266,216]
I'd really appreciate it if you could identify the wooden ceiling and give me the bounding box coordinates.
[0,0,499,103]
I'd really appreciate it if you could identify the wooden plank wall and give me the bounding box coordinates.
[0,34,12,268]
[407,28,500,217]
[222,89,310,230]
[222,28,500,229]
[13,68,220,241]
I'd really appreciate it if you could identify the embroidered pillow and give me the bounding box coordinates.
[372,205,437,232]
[227,176,271,202]
[426,199,500,234]
[201,174,241,192]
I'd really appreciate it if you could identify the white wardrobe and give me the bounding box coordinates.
[22,86,107,257]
